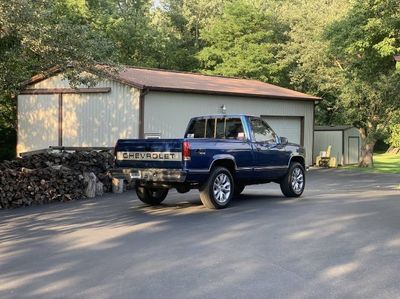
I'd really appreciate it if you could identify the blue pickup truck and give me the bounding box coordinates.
[112,115,306,209]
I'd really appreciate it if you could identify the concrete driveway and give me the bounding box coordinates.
[1,169,400,299]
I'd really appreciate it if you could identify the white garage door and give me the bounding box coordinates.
[261,116,302,145]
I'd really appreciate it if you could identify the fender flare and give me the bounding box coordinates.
[288,155,305,167]
[209,154,238,172]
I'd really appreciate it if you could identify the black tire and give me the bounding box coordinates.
[199,167,234,209]
[280,162,305,197]
[234,184,245,196]
[136,186,168,205]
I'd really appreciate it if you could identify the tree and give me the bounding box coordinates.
[387,125,400,154]
[87,0,161,67]
[151,0,225,70]
[150,0,201,70]
[276,0,350,125]
[325,0,400,167]
[385,112,400,154]
[197,0,289,84]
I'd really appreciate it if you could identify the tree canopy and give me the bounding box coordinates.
[198,0,289,84]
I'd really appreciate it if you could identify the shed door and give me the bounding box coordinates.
[261,116,302,145]
[17,94,59,154]
[348,137,360,164]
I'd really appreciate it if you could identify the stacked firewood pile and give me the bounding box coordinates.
[0,150,114,209]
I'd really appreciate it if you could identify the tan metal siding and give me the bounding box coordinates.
[144,91,314,165]
[313,131,343,165]
[18,75,140,152]
[27,73,107,89]
[62,87,140,146]
[17,94,59,154]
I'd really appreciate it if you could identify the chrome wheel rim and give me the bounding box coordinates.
[291,167,304,194]
[213,173,231,204]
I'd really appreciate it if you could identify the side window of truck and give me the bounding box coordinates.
[205,118,215,138]
[225,118,245,140]
[250,117,276,143]
[215,118,225,139]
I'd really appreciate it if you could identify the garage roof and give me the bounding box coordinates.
[108,67,320,101]
[25,66,321,101]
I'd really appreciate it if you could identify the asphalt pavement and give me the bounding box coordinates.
[1,169,400,299]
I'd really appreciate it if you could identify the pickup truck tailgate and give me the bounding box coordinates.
[114,139,184,169]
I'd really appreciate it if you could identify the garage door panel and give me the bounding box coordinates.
[261,116,301,145]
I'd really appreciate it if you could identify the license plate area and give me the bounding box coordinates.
[130,172,140,179]
[122,169,140,179]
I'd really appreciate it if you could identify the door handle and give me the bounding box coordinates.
[256,145,268,151]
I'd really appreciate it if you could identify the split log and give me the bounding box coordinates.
[112,178,124,194]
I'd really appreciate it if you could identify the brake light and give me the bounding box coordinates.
[112,141,118,158]
[182,141,191,161]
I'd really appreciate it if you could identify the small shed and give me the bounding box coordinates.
[17,67,321,165]
[314,126,361,165]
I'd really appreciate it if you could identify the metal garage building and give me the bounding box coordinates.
[18,67,320,165]
[314,126,361,165]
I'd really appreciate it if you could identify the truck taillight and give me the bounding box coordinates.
[182,141,191,161]
[113,142,118,158]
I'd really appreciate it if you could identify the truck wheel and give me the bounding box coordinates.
[234,184,245,196]
[200,167,234,209]
[280,162,305,197]
[136,186,168,205]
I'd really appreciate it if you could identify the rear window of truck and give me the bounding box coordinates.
[186,119,206,138]
[185,117,245,140]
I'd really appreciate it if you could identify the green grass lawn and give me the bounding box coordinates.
[342,152,400,174]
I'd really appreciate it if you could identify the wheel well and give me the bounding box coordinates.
[211,159,236,175]
[290,156,305,169]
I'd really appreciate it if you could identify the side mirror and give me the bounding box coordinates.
[279,137,288,145]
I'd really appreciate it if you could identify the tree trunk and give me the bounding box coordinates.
[359,143,375,167]
[358,127,376,167]
[387,146,400,154]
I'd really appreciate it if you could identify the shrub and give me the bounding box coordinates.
[0,127,16,161]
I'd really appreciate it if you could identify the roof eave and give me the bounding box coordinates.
[22,66,62,87]
[103,74,145,90]
[146,86,321,101]
[22,67,147,91]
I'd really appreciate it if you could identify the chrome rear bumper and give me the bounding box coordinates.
[110,168,187,183]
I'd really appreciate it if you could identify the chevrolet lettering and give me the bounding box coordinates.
[117,152,182,161]
[111,115,306,209]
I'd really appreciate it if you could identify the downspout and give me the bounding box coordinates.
[342,129,345,165]
[312,101,317,165]
[139,88,149,139]
[58,93,63,146]
[16,95,19,157]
